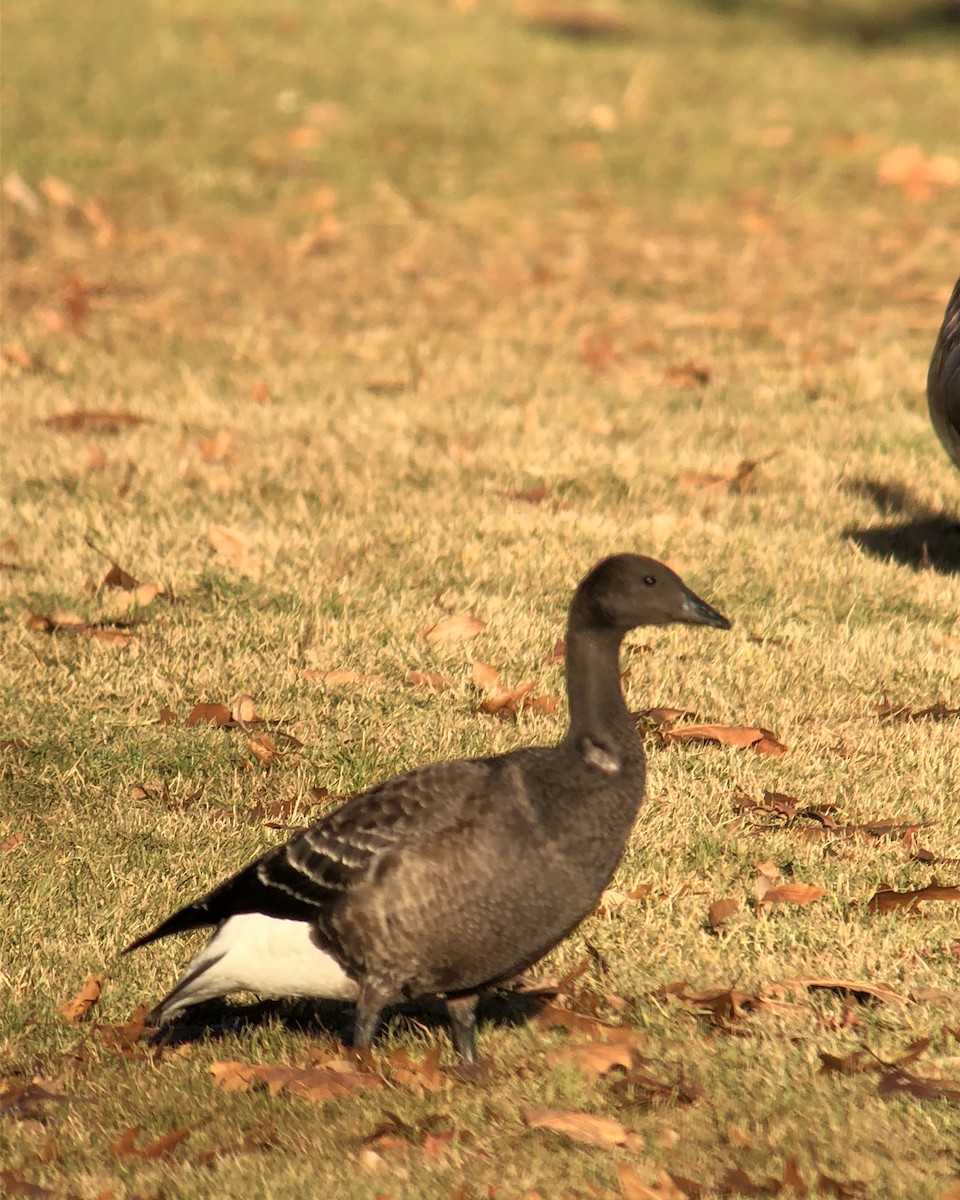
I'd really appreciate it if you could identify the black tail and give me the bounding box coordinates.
[123,853,323,955]
[123,900,217,954]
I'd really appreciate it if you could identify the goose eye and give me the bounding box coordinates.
[643,575,656,586]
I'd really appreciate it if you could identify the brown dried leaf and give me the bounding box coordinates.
[536,1000,645,1045]
[521,1105,630,1148]
[207,524,261,577]
[496,483,550,504]
[101,564,140,590]
[868,883,960,914]
[545,1039,640,1080]
[247,733,281,767]
[301,668,386,686]
[666,985,764,1025]
[634,707,695,730]
[110,1125,191,1159]
[96,1004,150,1054]
[877,697,959,722]
[1,833,24,853]
[522,7,634,40]
[618,1164,702,1199]
[424,612,486,645]
[387,1046,445,1094]
[877,144,960,201]
[878,1066,960,1104]
[404,670,451,691]
[759,883,827,908]
[609,1065,706,1109]
[209,1060,382,1102]
[665,361,711,388]
[209,1060,257,1092]
[58,974,104,1022]
[708,897,740,931]
[199,429,233,463]
[677,458,765,495]
[185,702,233,727]
[762,977,904,1005]
[664,723,786,756]
[44,410,146,433]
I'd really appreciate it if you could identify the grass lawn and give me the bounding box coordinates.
[2,0,959,1196]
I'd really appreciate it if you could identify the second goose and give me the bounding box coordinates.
[125,553,730,1061]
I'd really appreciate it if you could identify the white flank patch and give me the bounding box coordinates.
[156,913,359,1022]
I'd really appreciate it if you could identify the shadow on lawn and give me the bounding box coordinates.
[701,0,960,45]
[149,989,548,1052]
[843,478,960,573]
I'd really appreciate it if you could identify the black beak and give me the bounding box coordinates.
[680,588,731,630]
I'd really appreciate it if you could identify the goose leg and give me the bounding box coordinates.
[353,988,386,1054]
[446,993,479,1064]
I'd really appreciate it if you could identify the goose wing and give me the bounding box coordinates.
[124,757,497,953]
[928,277,960,471]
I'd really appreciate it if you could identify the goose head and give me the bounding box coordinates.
[569,553,731,635]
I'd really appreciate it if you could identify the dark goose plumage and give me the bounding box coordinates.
[124,554,729,1061]
[928,277,960,471]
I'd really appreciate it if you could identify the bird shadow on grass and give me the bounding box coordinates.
[842,478,960,573]
[148,989,549,1053]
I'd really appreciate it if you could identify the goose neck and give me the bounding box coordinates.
[563,624,635,746]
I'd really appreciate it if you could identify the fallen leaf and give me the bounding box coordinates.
[1,833,24,853]
[303,669,386,686]
[404,670,451,691]
[185,702,233,727]
[521,1105,630,1148]
[423,612,486,645]
[472,660,557,719]
[207,525,261,576]
[95,1004,151,1054]
[877,697,959,722]
[0,1080,78,1123]
[877,144,960,201]
[61,276,88,333]
[43,410,146,433]
[210,1061,382,1102]
[497,483,550,504]
[708,897,740,932]
[545,1039,640,1080]
[758,883,826,909]
[868,883,960,914]
[665,361,710,388]
[536,1000,645,1045]
[634,707,695,731]
[664,723,787,757]
[878,1065,960,1104]
[58,974,104,1022]
[110,1125,191,1159]
[3,171,41,215]
[522,7,634,40]
[618,1164,702,1199]
[762,977,904,1005]
[247,732,282,767]
[609,1067,706,1109]
[101,564,140,590]
[199,429,233,463]
[39,175,77,208]
[677,457,769,495]
[662,984,765,1026]
[387,1046,445,1094]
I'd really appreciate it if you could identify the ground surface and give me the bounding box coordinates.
[2,1,959,1197]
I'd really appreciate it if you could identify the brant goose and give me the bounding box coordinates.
[125,554,729,1061]
[928,277,960,471]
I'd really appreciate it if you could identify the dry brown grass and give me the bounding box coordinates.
[2,1,959,1196]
